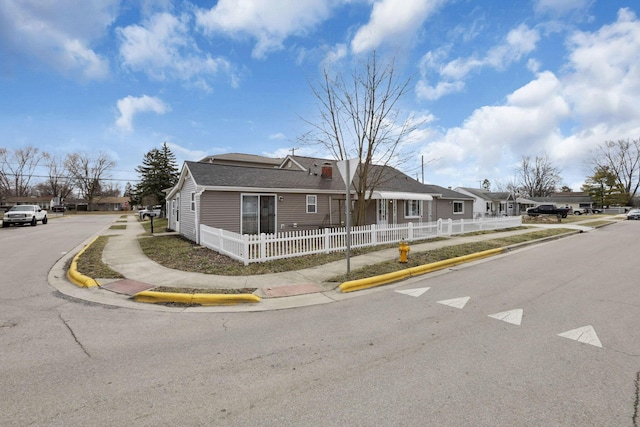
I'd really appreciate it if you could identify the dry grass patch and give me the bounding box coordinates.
[330,227,575,282]
[76,236,124,279]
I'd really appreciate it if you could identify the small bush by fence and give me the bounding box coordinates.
[200,216,522,265]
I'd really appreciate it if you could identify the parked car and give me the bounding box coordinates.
[2,205,48,227]
[627,209,640,220]
[526,204,571,218]
[52,205,66,212]
[573,208,602,215]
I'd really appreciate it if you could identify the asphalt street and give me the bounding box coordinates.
[1,214,638,426]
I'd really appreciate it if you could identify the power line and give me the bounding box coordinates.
[1,173,140,183]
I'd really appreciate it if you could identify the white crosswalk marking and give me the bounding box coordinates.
[437,296,470,309]
[558,325,602,348]
[488,309,523,326]
[395,287,430,297]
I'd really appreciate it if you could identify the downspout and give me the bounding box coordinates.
[195,188,205,244]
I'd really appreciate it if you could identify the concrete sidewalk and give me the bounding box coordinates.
[50,215,610,311]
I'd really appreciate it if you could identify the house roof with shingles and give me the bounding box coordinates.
[198,153,283,168]
[456,187,513,201]
[166,155,473,201]
[529,192,595,204]
[183,161,345,193]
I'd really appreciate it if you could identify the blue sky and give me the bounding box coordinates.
[1,0,639,192]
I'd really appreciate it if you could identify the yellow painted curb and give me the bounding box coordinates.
[339,248,504,293]
[67,236,100,288]
[133,290,261,306]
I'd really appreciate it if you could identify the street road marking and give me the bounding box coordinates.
[558,325,602,348]
[395,287,430,297]
[488,309,523,326]
[437,297,470,309]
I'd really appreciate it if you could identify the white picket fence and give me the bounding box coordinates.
[200,216,523,265]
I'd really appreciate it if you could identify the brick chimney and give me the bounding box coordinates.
[321,163,333,179]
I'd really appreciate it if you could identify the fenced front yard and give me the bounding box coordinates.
[200,216,522,265]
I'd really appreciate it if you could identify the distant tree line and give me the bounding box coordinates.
[481,137,640,208]
[1,142,180,212]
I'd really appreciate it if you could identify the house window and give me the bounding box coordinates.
[306,195,317,214]
[404,200,421,218]
[453,201,464,214]
[241,194,276,235]
[190,192,195,212]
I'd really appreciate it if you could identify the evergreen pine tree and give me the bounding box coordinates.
[135,142,179,209]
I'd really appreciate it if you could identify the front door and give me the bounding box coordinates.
[377,199,388,225]
[175,196,180,233]
[260,195,275,234]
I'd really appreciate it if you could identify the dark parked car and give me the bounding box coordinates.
[52,205,66,212]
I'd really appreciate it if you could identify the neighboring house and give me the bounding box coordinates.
[165,154,474,244]
[1,196,131,212]
[0,197,52,212]
[454,187,519,217]
[525,192,599,214]
[63,196,131,211]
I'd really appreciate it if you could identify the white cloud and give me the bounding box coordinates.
[422,71,570,184]
[0,0,115,79]
[322,44,348,67]
[534,0,593,18]
[418,24,540,101]
[115,95,171,132]
[416,80,465,101]
[562,8,640,126]
[117,12,235,90]
[351,0,444,54]
[423,8,640,189]
[195,0,335,59]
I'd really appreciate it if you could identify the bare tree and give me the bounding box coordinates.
[301,51,423,225]
[0,145,47,197]
[516,154,562,197]
[43,155,74,202]
[65,152,116,210]
[590,138,640,206]
[0,147,9,198]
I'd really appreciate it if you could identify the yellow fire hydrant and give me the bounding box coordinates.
[398,240,410,263]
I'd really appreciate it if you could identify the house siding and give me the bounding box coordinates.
[198,191,345,234]
[180,174,197,242]
[277,193,342,231]
[200,191,241,233]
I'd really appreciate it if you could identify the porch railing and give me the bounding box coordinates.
[199,216,523,265]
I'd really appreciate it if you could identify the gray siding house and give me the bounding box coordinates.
[454,187,519,217]
[166,154,473,243]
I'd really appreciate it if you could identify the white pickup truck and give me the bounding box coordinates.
[2,205,48,227]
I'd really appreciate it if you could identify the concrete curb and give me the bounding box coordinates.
[339,248,504,293]
[67,236,100,288]
[133,290,261,306]
[68,234,262,306]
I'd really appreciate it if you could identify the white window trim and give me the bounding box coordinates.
[190,192,195,212]
[404,200,422,219]
[453,201,464,214]
[306,195,317,214]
